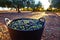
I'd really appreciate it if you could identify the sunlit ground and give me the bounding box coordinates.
[56,12,60,16]
[0,23,11,40]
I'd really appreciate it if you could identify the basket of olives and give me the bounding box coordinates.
[5,18,45,40]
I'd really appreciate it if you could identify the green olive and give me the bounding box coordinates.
[14,27,17,30]
[24,20,29,24]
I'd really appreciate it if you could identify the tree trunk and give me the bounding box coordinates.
[16,4,21,13]
[17,6,20,13]
[27,7,29,11]
[32,7,35,12]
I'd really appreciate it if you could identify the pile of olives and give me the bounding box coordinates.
[8,19,43,31]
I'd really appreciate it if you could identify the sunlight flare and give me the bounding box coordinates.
[39,0,50,10]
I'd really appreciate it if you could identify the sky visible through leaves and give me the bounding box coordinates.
[35,0,50,10]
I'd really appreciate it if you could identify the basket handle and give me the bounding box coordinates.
[5,18,11,25]
[39,17,45,23]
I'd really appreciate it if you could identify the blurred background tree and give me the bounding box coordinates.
[0,0,44,12]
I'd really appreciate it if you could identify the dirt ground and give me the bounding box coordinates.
[0,11,60,40]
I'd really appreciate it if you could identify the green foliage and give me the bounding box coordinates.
[51,0,60,9]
